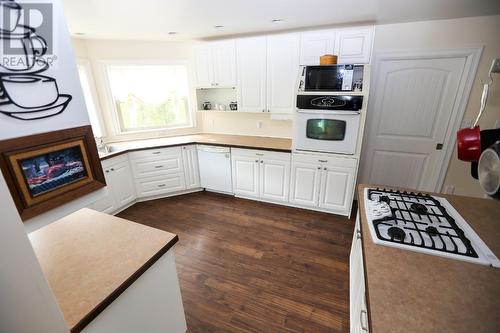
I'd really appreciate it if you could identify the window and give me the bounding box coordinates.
[77,62,103,138]
[105,64,191,133]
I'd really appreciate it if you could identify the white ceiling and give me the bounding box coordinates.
[61,0,500,41]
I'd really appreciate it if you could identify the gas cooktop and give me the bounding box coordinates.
[364,188,500,267]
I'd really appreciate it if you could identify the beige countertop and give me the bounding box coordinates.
[99,133,293,160]
[357,184,500,333]
[29,208,178,332]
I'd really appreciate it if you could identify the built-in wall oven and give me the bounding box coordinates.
[294,94,363,154]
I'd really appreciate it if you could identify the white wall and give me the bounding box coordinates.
[0,175,69,333]
[372,15,500,197]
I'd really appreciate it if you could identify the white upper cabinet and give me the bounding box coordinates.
[236,37,267,113]
[266,33,300,114]
[193,44,213,87]
[212,40,237,87]
[193,40,236,88]
[335,27,374,64]
[299,27,373,65]
[299,30,336,65]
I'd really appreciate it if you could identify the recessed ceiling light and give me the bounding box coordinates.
[271,19,284,23]
[168,31,178,35]
[214,25,224,29]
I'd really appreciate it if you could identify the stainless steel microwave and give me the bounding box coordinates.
[297,64,364,93]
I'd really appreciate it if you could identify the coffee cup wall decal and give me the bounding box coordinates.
[0,0,72,120]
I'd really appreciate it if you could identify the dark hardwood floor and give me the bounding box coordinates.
[118,191,355,333]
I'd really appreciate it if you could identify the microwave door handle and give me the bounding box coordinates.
[297,110,360,115]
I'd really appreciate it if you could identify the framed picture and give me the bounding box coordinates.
[0,126,106,220]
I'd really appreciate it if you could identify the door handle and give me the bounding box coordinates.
[155,165,164,168]
[436,143,444,150]
[360,310,368,331]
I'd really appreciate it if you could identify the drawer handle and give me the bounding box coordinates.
[318,159,328,163]
[157,184,166,188]
[256,153,264,156]
[152,151,161,155]
[360,310,368,331]
[255,160,259,163]
[110,168,115,171]
[323,167,327,171]
[155,165,164,168]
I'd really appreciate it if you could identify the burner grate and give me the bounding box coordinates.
[368,188,478,258]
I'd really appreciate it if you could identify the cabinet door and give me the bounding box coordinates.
[90,171,117,214]
[236,37,267,113]
[318,165,355,214]
[299,30,336,65]
[182,146,201,189]
[232,155,259,198]
[109,161,136,207]
[289,161,321,207]
[193,44,214,87]
[335,27,373,64]
[259,158,290,203]
[266,33,300,114]
[212,40,237,87]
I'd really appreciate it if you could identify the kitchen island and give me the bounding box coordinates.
[29,208,186,333]
[355,184,500,333]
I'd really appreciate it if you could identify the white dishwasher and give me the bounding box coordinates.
[197,145,233,193]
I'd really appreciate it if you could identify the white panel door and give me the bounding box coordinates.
[318,165,355,213]
[259,158,290,203]
[335,27,373,64]
[289,161,321,207]
[91,170,116,214]
[236,37,267,113]
[266,33,300,114]
[361,55,467,191]
[182,146,201,189]
[110,161,136,207]
[193,44,213,87]
[232,155,259,198]
[299,30,336,65]
[212,40,237,87]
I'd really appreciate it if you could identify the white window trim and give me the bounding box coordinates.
[99,59,196,137]
[76,58,106,138]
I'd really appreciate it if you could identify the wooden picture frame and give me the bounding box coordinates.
[0,125,106,220]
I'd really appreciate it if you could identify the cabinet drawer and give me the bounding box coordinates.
[101,153,129,169]
[131,156,183,179]
[232,148,291,162]
[135,174,186,198]
[292,153,357,168]
[129,146,182,161]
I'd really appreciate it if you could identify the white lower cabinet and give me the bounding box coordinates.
[350,212,369,332]
[232,148,290,203]
[182,145,201,189]
[90,155,136,214]
[290,153,357,216]
[130,147,187,198]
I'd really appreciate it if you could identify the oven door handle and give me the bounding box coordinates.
[296,109,360,115]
